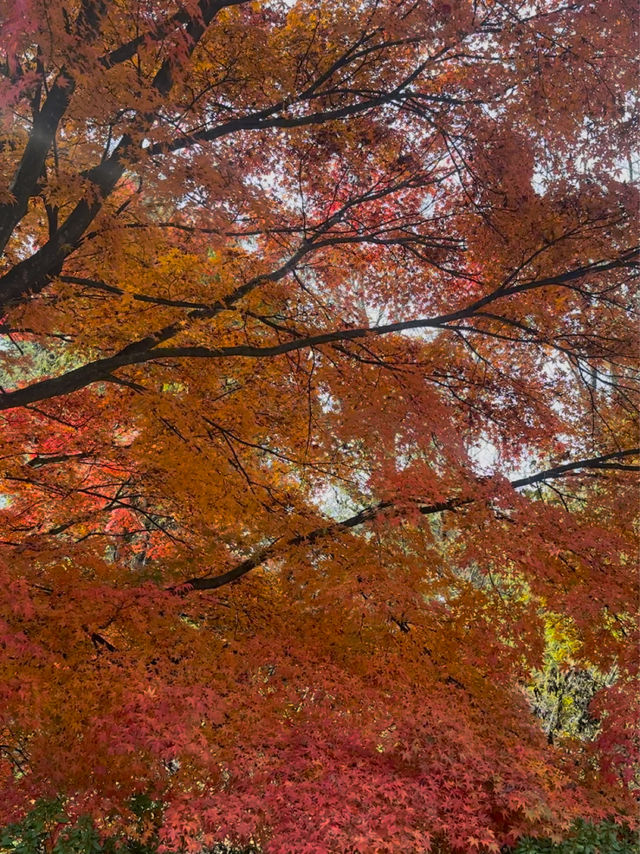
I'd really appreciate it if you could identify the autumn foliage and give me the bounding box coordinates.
[0,0,638,851]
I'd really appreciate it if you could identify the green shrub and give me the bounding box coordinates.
[512,820,638,854]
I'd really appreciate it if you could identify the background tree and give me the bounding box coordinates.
[0,0,638,851]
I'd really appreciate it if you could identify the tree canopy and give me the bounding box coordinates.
[0,0,638,851]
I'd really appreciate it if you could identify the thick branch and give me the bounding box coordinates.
[99,0,247,70]
[1,245,636,411]
[0,0,113,253]
[181,448,639,591]
[0,75,75,255]
[0,0,245,311]
[510,447,640,487]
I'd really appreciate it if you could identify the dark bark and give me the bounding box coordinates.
[181,448,639,591]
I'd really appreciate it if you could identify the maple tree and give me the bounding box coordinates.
[0,0,638,851]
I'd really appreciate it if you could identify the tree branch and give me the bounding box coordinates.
[1,244,637,411]
[178,448,639,591]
